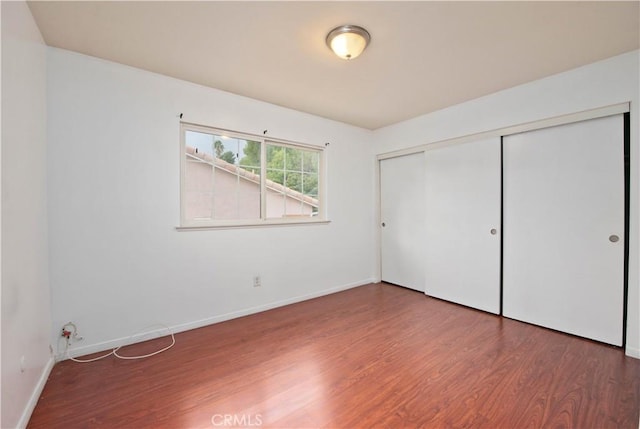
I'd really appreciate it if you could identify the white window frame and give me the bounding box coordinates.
[179,122,328,229]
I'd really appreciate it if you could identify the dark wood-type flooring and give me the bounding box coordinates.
[28,283,639,428]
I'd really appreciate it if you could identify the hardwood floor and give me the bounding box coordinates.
[28,283,639,428]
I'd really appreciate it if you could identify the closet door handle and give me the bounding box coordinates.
[609,234,619,243]
[490,228,497,235]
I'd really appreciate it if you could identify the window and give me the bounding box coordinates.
[180,123,325,228]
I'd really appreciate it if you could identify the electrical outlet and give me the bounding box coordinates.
[253,276,261,287]
[62,322,83,344]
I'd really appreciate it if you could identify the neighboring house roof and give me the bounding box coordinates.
[185,145,319,208]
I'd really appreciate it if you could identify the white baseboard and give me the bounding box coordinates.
[59,278,375,360]
[626,345,640,359]
[17,356,55,428]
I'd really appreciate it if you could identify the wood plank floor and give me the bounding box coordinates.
[28,283,639,428]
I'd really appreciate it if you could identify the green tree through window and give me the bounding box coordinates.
[239,141,261,174]
[239,143,318,197]
[267,146,318,196]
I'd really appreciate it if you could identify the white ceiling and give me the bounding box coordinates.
[28,1,639,130]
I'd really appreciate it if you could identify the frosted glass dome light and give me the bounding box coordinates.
[326,25,371,60]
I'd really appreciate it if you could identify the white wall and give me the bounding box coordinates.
[47,48,376,357]
[374,50,640,358]
[1,2,53,427]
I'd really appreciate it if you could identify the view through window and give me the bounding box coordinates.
[181,124,323,227]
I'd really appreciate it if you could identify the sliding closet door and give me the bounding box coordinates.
[503,115,624,346]
[424,137,502,313]
[380,152,426,291]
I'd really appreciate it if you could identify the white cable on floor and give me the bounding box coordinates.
[63,323,175,363]
[113,325,176,360]
[67,348,114,363]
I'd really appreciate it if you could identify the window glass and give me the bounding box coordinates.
[184,130,260,221]
[181,124,323,227]
[266,143,320,218]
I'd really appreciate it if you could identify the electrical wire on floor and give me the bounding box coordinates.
[62,322,175,363]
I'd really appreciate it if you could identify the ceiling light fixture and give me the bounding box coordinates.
[326,25,371,60]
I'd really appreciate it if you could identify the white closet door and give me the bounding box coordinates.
[503,115,624,346]
[380,153,426,291]
[424,137,502,314]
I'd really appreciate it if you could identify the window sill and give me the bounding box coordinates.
[176,219,331,231]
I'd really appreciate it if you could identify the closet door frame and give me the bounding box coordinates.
[376,103,630,348]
